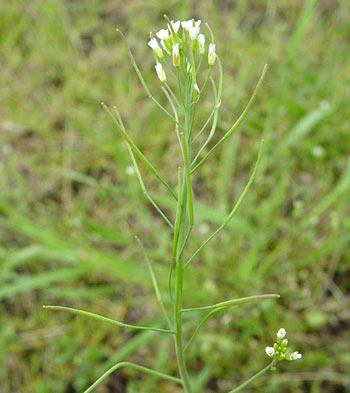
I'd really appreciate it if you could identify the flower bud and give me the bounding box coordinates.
[281,339,288,347]
[194,83,200,94]
[198,34,205,55]
[208,43,216,65]
[148,38,163,59]
[155,62,166,82]
[172,43,180,67]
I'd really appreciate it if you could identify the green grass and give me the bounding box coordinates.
[1,1,349,392]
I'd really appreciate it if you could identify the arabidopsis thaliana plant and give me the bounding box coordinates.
[155,62,166,82]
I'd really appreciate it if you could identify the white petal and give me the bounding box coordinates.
[265,346,275,357]
[156,29,169,40]
[277,328,286,339]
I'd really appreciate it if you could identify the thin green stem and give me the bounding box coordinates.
[176,66,186,109]
[184,310,213,353]
[83,361,182,393]
[227,362,274,393]
[169,167,183,304]
[191,64,268,174]
[43,306,174,334]
[191,78,219,166]
[135,236,172,330]
[165,82,184,112]
[178,131,194,257]
[182,294,280,313]
[128,145,174,228]
[113,105,174,228]
[172,75,193,393]
[102,103,177,201]
[183,295,280,353]
[185,139,264,269]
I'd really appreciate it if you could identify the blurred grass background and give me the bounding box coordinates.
[1,0,349,392]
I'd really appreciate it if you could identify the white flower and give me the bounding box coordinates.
[181,19,201,31]
[194,83,200,94]
[181,20,192,30]
[172,43,180,67]
[168,20,180,33]
[290,351,302,360]
[156,29,169,40]
[148,38,158,50]
[189,25,199,40]
[155,62,166,82]
[208,43,216,65]
[277,328,286,339]
[198,34,205,55]
[148,38,163,58]
[265,346,275,357]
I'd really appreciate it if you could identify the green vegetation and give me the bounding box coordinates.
[1,1,349,393]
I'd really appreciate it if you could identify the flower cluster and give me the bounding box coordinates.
[148,18,217,83]
[265,328,302,366]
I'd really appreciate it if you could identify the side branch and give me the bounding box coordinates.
[191,64,268,173]
[183,294,279,352]
[43,305,174,334]
[182,294,280,313]
[102,103,177,201]
[227,362,274,393]
[83,361,182,393]
[185,139,264,269]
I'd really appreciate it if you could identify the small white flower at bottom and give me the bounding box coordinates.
[277,328,286,339]
[265,346,275,357]
[290,351,302,360]
[155,62,166,82]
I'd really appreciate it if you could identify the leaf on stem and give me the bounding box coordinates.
[191,64,268,173]
[83,361,182,393]
[185,139,265,269]
[43,305,174,334]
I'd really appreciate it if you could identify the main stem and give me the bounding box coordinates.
[173,93,193,393]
